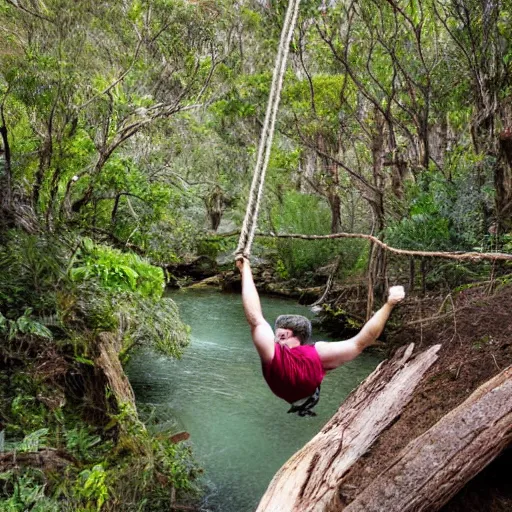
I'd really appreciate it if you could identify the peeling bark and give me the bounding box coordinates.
[95,332,135,407]
[341,366,512,512]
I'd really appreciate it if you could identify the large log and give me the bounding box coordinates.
[256,343,441,512]
[340,365,512,512]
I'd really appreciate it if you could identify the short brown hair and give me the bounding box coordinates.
[274,314,312,345]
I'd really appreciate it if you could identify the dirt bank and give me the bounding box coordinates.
[338,283,512,511]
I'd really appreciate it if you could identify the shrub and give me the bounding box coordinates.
[385,161,494,252]
[70,239,165,299]
[0,470,60,512]
[0,231,194,511]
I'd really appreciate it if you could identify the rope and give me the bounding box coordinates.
[214,229,512,262]
[235,0,301,259]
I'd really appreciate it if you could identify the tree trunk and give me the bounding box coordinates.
[111,193,122,226]
[94,332,136,407]
[496,128,512,232]
[256,343,441,512]
[340,365,512,512]
[327,189,341,234]
[408,256,415,291]
[367,107,387,300]
[387,121,407,199]
[205,186,225,231]
[33,135,52,211]
[0,124,12,210]
[318,133,342,234]
[0,124,38,233]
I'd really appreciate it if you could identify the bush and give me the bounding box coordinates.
[0,231,66,317]
[0,470,60,512]
[120,296,190,358]
[385,195,452,251]
[70,239,165,299]
[0,230,196,511]
[385,161,494,252]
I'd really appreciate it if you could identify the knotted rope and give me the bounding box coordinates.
[235,0,301,259]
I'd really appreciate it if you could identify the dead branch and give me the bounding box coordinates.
[0,449,76,473]
[207,230,512,262]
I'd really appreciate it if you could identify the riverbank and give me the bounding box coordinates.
[173,259,512,510]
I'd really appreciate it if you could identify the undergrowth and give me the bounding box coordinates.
[0,231,198,511]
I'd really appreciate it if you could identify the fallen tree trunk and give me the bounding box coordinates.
[256,343,441,512]
[340,365,512,512]
[0,448,76,472]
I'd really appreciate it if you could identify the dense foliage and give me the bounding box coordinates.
[1,0,511,509]
[0,230,193,510]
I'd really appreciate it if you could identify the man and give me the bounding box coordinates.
[236,257,405,416]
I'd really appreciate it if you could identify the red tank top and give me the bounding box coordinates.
[262,343,326,403]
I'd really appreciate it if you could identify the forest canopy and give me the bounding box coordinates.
[0,0,511,510]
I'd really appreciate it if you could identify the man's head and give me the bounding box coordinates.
[274,314,312,347]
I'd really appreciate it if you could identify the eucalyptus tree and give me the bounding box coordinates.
[314,1,451,192]
[433,0,512,233]
[0,0,239,247]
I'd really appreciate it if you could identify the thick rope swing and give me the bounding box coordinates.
[236,0,301,259]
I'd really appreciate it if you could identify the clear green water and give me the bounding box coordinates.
[125,289,380,512]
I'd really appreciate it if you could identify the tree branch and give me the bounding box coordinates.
[206,230,512,262]
[78,39,143,110]
[4,0,54,23]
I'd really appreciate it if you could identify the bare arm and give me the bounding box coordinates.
[236,258,275,364]
[316,286,405,370]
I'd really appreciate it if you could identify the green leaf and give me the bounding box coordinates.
[75,356,95,366]
[18,428,49,452]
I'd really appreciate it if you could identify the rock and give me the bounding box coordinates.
[166,256,219,287]
[188,276,221,288]
[221,270,241,293]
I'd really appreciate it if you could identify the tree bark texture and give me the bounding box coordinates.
[95,332,136,407]
[256,343,441,512]
[497,128,512,230]
[340,365,512,512]
[0,449,75,473]
[0,125,12,210]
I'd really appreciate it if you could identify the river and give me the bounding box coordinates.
[125,288,381,512]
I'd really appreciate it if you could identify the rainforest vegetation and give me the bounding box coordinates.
[0,0,511,510]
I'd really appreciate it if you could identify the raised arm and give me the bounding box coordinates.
[236,258,275,364]
[315,286,405,370]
